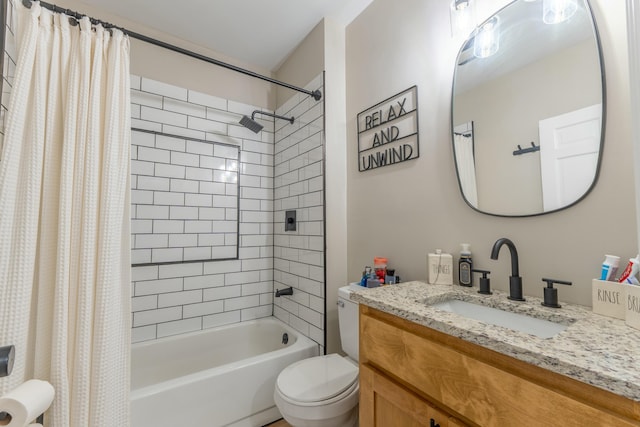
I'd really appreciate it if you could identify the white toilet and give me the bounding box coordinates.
[274,285,360,427]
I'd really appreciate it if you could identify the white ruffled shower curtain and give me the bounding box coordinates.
[0,2,131,426]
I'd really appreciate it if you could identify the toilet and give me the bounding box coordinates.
[274,285,360,427]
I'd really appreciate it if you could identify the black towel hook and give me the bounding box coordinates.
[513,141,540,156]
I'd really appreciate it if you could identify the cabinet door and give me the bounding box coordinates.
[360,364,455,427]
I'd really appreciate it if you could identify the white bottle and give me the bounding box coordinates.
[428,249,453,285]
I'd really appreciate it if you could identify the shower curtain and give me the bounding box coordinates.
[0,2,131,426]
[453,133,478,207]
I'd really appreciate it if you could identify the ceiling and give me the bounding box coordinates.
[81,0,373,72]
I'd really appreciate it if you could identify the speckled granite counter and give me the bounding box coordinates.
[350,281,640,402]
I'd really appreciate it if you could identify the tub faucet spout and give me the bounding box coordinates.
[490,238,525,301]
[275,287,293,297]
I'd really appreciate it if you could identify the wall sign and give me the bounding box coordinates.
[357,86,419,172]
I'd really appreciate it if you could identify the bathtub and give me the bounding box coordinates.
[131,317,319,427]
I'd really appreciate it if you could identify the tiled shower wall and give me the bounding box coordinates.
[131,130,240,264]
[130,75,275,343]
[273,74,326,350]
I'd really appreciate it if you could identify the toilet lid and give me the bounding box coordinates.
[277,354,358,403]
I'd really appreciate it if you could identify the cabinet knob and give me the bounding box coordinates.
[430,419,440,427]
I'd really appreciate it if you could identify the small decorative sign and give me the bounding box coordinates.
[357,86,419,172]
[592,279,626,320]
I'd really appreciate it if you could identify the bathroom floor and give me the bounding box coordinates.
[265,419,291,427]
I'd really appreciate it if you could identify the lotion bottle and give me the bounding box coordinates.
[458,243,473,287]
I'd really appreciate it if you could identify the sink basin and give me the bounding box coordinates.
[430,299,568,339]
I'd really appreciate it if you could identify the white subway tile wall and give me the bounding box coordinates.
[131,75,277,343]
[273,74,326,350]
[131,130,239,264]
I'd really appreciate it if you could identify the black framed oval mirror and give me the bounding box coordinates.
[451,0,605,217]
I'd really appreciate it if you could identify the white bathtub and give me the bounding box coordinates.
[131,317,320,427]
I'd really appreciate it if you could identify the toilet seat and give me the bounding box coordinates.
[276,354,359,405]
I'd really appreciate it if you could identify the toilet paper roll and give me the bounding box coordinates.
[0,379,54,427]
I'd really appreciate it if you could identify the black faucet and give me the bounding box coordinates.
[490,238,525,301]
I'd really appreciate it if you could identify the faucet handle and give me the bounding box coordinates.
[542,278,572,287]
[541,278,572,308]
[472,269,492,295]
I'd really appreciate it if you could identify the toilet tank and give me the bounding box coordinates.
[338,285,360,361]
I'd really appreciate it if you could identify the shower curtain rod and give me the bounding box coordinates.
[22,0,323,101]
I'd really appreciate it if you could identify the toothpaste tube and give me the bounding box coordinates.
[618,254,639,284]
[600,254,620,281]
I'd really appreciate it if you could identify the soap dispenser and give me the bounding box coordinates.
[458,243,473,287]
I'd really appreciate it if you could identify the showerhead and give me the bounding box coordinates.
[238,110,295,134]
[239,115,264,133]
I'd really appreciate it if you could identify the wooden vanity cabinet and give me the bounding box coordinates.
[359,305,640,427]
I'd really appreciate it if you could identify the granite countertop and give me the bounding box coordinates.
[350,281,640,402]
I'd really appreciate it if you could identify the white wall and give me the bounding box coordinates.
[275,22,325,108]
[345,0,636,308]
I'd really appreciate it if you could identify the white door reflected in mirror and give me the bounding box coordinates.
[539,104,602,212]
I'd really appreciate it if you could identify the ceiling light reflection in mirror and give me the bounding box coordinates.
[474,16,501,58]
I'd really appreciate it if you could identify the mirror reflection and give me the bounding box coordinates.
[451,0,604,217]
